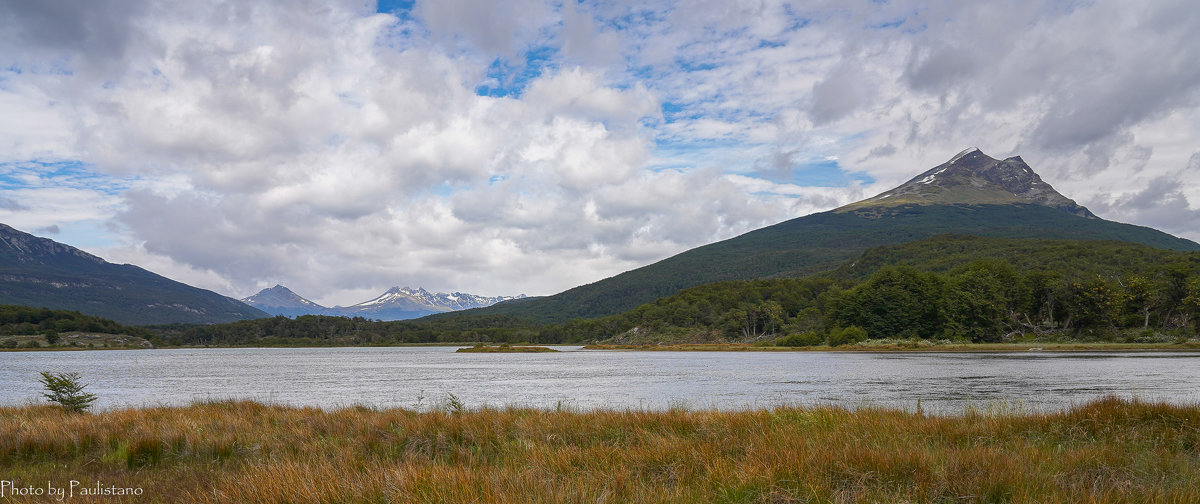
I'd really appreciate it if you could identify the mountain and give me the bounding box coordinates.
[241,285,330,317]
[0,223,268,325]
[842,148,1095,217]
[242,284,527,321]
[448,148,1200,324]
[332,286,526,321]
[544,234,1200,345]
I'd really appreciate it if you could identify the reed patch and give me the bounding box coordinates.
[1,397,1197,502]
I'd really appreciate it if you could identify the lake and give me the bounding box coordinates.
[3,347,1199,414]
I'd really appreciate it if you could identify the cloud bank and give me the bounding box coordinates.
[1,0,1198,304]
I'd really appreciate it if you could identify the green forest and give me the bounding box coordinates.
[7,235,1199,348]
[145,236,1200,347]
[0,305,156,348]
[458,203,1200,324]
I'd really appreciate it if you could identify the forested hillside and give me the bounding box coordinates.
[0,224,267,325]
[451,204,1199,324]
[832,235,1200,281]
[155,236,1200,347]
[0,305,156,348]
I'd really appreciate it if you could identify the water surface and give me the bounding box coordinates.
[3,347,1198,414]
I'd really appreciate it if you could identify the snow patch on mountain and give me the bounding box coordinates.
[342,286,526,314]
[243,284,526,321]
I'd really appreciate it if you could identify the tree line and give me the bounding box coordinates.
[13,236,1197,348]
[153,246,1200,347]
[0,305,155,339]
[541,235,1200,345]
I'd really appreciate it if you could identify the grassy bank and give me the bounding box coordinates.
[2,398,1198,503]
[455,345,559,353]
[9,340,1200,353]
[584,341,1200,352]
[0,331,154,351]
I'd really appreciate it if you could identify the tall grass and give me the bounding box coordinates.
[1,397,1198,502]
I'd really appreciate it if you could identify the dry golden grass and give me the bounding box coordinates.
[2,397,1198,503]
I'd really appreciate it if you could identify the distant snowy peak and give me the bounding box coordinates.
[439,290,528,311]
[242,284,525,320]
[347,286,526,312]
[353,286,433,307]
[242,285,329,317]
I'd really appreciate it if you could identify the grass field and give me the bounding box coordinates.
[2,397,1198,503]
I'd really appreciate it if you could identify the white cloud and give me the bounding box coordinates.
[809,63,876,125]
[523,67,659,128]
[559,1,623,67]
[0,83,76,162]
[1,0,1198,306]
[0,1,671,302]
[416,0,555,57]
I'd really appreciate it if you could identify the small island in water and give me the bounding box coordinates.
[456,344,558,353]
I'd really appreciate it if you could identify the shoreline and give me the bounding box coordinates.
[582,341,1200,352]
[5,341,1200,352]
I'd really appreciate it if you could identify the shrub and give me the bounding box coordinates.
[776,332,823,347]
[38,371,98,413]
[444,393,466,415]
[828,326,868,347]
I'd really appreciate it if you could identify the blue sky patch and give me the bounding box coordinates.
[869,18,906,29]
[781,5,813,31]
[475,45,559,98]
[375,0,414,15]
[660,101,702,124]
[605,8,666,32]
[676,59,718,72]
[791,159,875,187]
[0,160,133,197]
[44,221,121,250]
[0,160,134,251]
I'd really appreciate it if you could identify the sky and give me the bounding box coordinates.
[2,0,1199,306]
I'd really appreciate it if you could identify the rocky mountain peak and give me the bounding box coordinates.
[850,148,1095,218]
[242,284,322,309]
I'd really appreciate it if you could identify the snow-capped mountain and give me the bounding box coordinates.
[241,285,331,317]
[242,284,525,321]
[334,286,526,320]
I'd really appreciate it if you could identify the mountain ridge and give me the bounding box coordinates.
[842,148,1095,217]
[241,284,328,318]
[242,284,526,320]
[0,223,268,325]
[438,149,1199,324]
